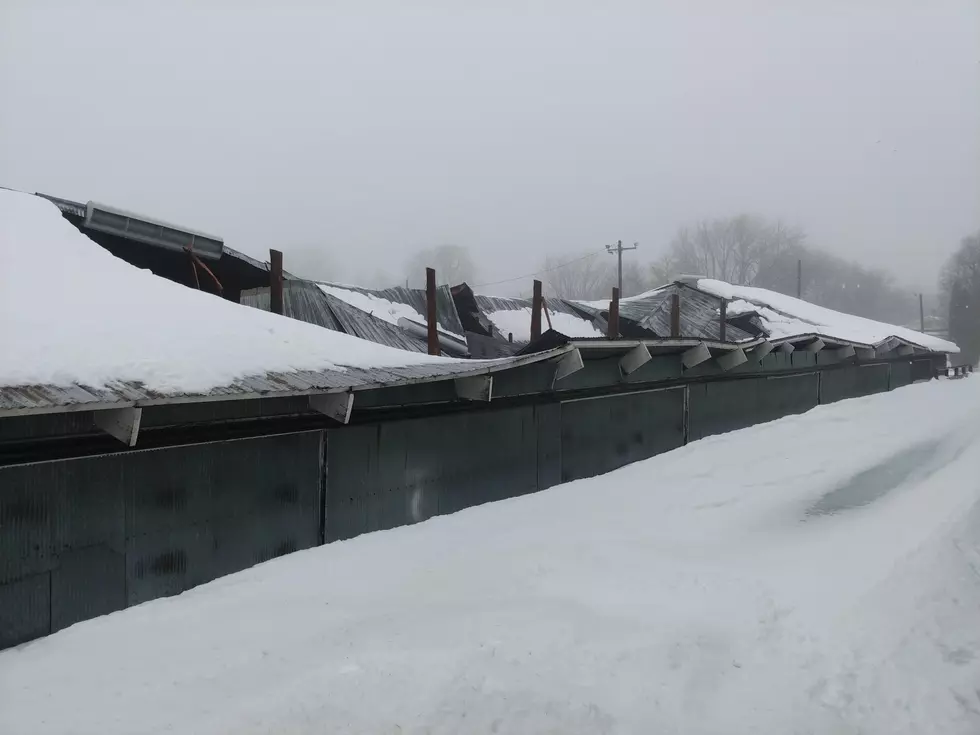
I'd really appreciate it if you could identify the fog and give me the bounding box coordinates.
[2,1,978,295]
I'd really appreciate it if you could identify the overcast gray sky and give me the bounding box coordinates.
[2,1,978,294]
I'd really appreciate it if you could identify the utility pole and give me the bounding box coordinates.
[606,240,638,294]
[919,293,925,332]
[796,258,802,299]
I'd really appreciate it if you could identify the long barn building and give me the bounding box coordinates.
[0,190,959,649]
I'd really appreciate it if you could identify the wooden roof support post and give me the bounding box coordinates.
[542,297,553,331]
[270,249,284,315]
[670,293,681,337]
[719,299,727,342]
[530,279,543,342]
[607,287,620,339]
[426,267,439,355]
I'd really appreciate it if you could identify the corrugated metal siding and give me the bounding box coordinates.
[0,431,322,647]
[687,374,819,442]
[0,573,49,648]
[559,388,685,483]
[325,407,540,543]
[820,364,891,404]
[911,358,937,383]
[534,403,562,492]
[890,361,912,389]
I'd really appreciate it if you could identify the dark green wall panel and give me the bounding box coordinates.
[820,364,890,404]
[688,374,819,441]
[0,431,321,648]
[559,388,685,483]
[325,407,540,543]
[890,361,912,389]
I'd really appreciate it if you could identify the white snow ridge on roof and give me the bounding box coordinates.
[486,307,604,342]
[0,190,459,395]
[697,278,958,353]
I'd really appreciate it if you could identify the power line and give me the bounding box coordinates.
[605,240,638,294]
[472,249,605,289]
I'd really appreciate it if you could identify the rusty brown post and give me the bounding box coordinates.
[670,293,680,337]
[426,267,439,355]
[719,299,727,342]
[530,279,543,342]
[607,287,620,339]
[270,249,284,315]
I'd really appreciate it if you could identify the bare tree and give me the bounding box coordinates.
[660,214,920,326]
[941,232,980,363]
[405,245,478,287]
[665,214,804,285]
[540,252,614,300]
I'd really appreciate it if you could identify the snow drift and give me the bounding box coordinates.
[2,377,979,734]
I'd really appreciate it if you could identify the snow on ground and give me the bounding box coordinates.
[317,284,465,340]
[0,190,464,394]
[3,378,980,735]
[487,307,604,341]
[698,278,958,353]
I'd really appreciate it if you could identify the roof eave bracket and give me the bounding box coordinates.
[681,343,711,369]
[94,406,142,447]
[455,375,493,401]
[747,340,774,362]
[553,348,585,385]
[716,347,748,372]
[619,342,652,376]
[309,391,354,424]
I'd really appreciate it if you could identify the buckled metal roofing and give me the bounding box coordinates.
[318,283,467,340]
[239,280,437,354]
[569,283,757,342]
[0,345,578,417]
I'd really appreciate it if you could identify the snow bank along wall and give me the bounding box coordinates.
[0,351,944,649]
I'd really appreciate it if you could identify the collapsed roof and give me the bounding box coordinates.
[0,190,576,428]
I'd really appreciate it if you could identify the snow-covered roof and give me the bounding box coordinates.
[317,283,466,340]
[696,279,958,353]
[474,295,604,342]
[0,190,569,414]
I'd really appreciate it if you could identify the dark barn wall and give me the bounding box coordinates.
[890,360,913,390]
[0,431,321,649]
[559,389,685,483]
[819,364,891,404]
[325,405,553,543]
[688,374,820,442]
[0,359,937,649]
